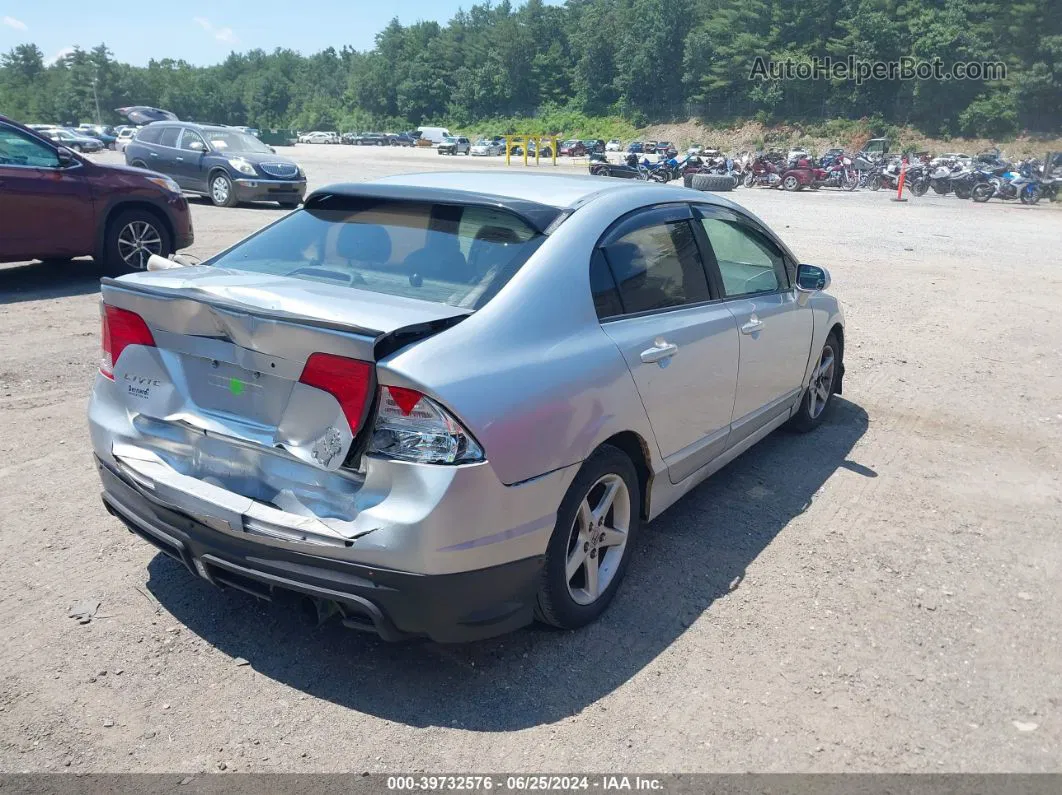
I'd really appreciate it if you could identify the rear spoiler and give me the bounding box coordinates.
[99,277,469,359]
[303,183,570,235]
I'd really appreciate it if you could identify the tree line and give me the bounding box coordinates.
[1,0,1059,138]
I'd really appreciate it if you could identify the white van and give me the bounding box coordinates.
[417,126,452,144]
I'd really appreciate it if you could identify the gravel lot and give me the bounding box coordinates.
[1,144,1060,774]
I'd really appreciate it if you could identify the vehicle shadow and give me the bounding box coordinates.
[146,397,870,731]
[0,259,104,304]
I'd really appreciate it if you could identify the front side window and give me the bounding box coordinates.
[601,221,710,314]
[179,130,207,151]
[208,199,544,310]
[0,125,59,168]
[699,218,785,297]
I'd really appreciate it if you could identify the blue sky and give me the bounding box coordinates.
[0,0,539,66]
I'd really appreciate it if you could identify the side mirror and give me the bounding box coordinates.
[795,264,830,306]
[56,147,79,168]
[188,141,207,152]
[269,146,276,153]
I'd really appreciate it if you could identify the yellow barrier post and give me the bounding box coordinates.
[505,135,511,166]
[552,136,558,166]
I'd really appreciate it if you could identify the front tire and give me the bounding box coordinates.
[535,445,641,631]
[103,209,172,274]
[971,183,994,203]
[209,172,237,207]
[787,332,840,433]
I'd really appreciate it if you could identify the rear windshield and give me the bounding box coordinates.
[208,200,543,310]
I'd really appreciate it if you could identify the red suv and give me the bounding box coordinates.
[0,115,193,272]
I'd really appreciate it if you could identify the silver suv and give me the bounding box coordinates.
[89,172,845,642]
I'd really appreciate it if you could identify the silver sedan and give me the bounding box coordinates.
[88,172,845,642]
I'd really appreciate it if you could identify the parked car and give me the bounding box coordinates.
[388,133,416,147]
[356,132,389,146]
[299,131,337,144]
[559,140,586,157]
[437,135,471,155]
[644,141,658,154]
[627,141,644,154]
[583,139,606,154]
[78,124,119,149]
[125,121,306,208]
[470,139,502,156]
[606,139,623,152]
[115,127,138,152]
[688,144,705,156]
[87,171,845,642]
[656,141,678,157]
[41,128,105,153]
[0,114,193,272]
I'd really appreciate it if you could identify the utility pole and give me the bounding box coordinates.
[92,71,101,125]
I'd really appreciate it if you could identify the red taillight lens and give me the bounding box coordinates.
[100,304,155,380]
[298,352,374,433]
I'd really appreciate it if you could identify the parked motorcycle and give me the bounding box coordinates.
[588,152,648,180]
[818,155,858,190]
[780,157,827,191]
[743,154,781,188]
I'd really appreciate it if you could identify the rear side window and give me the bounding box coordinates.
[157,127,180,148]
[601,221,709,314]
[208,200,544,310]
[136,126,162,144]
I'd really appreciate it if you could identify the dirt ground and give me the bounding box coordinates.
[0,145,1060,774]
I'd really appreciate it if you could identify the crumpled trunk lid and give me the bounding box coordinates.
[98,267,466,522]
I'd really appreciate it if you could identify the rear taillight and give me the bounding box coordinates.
[298,353,374,433]
[368,385,483,465]
[100,304,155,380]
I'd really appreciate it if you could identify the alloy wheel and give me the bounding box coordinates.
[807,343,836,419]
[564,474,631,606]
[116,221,163,270]
[212,176,230,204]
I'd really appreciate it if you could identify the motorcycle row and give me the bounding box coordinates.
[588,145,1059,205]
[864,149,1058,205]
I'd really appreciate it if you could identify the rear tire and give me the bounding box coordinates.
[787,331,841,433]
[743,173,755,188]
[102,208,172,274]
[691,173,737,192]
[783,175,801,191]
[868,175,883,191]
[535,445,641,631]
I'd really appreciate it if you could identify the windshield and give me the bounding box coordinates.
[441,136,457,143]
[208,199,544,310]
[203,130,273,154]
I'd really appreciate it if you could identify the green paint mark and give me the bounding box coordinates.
[229,377,245,396]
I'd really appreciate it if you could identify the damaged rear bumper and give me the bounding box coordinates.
[97,457,543,642]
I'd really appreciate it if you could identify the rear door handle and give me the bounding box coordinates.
[149,152,159,158]
[175,156,184,162]
[740,317,764,335]
[640,341,678,363]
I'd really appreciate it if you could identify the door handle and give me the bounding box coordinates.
[175,156,184,162]
[640,341,678,363]
[149,152,159,158]
[740,317,764,335]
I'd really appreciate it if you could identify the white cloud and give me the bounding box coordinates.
[193,16,238,44]
[2,15,28,31]
[45,46,75,66]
